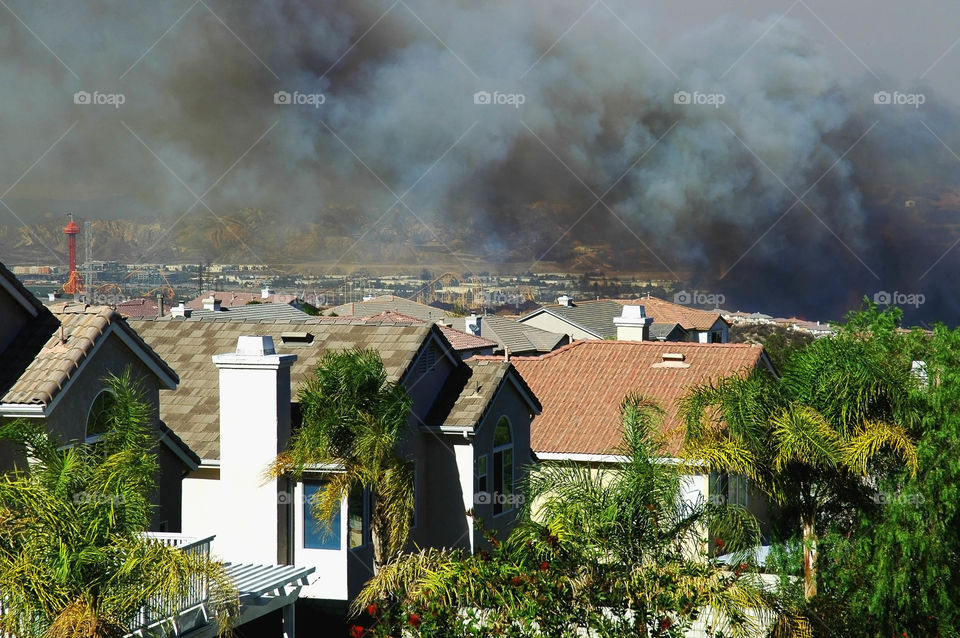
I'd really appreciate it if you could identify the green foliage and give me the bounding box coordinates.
[728,323,814,372]
[0,370,238,638]
[271,348,414,568]
[812,320,960,636]
[354,395,775,637]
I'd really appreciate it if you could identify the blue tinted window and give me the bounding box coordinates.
[304,481,341,550]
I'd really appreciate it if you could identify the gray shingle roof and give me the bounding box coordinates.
[189,303,312,322]
[648,322,688,341]
[426,358,540,428]
[478,314,568,355]
[522,300,624,339]
[129,318,435,460]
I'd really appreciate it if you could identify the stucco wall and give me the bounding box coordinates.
[520,312,596,341]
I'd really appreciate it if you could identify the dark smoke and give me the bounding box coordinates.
[0,1,958,324]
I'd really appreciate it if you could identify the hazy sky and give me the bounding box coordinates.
[652,1,960,103]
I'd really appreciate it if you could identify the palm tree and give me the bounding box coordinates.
[356,394,777,637]
[270,348,414,571]
[678,306,922,600]
[0,370,238,638]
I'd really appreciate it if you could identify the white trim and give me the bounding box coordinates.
[535,452,688,465]
[0,274,39,317]
[198,458,220,468]
[0,403,46,417]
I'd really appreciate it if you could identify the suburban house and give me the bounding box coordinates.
[0,264,322,637]
[324,294,457,325]
[500,339,776,537]
[0,264,196,532]
[462,312,569,356]
[129,315,540,602]
[519,295,730,343]
[186,288,305,310]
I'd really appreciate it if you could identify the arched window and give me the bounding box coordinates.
[85,390,116,442]
[493,417,513,515]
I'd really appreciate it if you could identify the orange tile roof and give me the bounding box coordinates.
[503,340,766,457]
[618,296,728,331]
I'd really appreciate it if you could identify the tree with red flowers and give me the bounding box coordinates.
[355,395,776,637]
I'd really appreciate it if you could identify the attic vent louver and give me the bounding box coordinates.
[280,331,314,345]
[662,353,685,362]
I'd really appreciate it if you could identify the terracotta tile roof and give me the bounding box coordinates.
[186,291,300,309]
[0,303,179,406]
[502,340,767,457]
[477,314,568,355]
[116,297,162,318]
[129,318,437,460]
[326,295,456,324]
[354,311,497,353]
[617,296,729,331]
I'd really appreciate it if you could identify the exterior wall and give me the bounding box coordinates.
[0,331,183,532]
[411,435,473,551]
[520,312,598,341]
[404,338,456,424]
[181,468,222,540]
[692,320,729,343]
[0,289,32,355]
[468,380,534,548]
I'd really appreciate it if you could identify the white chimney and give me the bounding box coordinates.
[613,305,653,341]
[170,303,192,318]
[557,295,572,307]
[202,296,221,311]
[465,313,481,336]
[213,336,297,565]
[261,287,275,299]
[48,292,61,302]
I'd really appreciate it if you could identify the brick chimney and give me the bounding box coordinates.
[613,305,652,341]
[213,336,297,565]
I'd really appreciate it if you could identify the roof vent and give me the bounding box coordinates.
[170,303,192,318]
[261,287,275,299]
[662,352,685,362]
[280,331,314,345]
[202,296,221,311]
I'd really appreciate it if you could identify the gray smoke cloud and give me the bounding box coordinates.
[0,0,958,322]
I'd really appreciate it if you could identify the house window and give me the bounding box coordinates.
[710,471,748,507]
[85,390,116,442]
[493,417,514,516]
[476,455,488,496]
[348,484,367,550]
[710,330,723,343]
[304,481,342,550]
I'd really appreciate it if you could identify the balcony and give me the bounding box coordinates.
[2,533,315,638]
